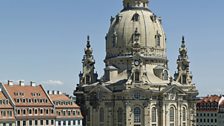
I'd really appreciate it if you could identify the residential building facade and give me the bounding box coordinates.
[48,91,83,126]
[196,95,224,126]
[0,81,83,126]
[0,91,15,126]
[74,0,198,126]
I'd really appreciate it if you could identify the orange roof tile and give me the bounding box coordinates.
[197,95,220,104]
[4,84,53,107]
[0,91,13,109]
[49,94,79,108]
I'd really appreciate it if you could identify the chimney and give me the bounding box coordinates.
[19,80,25,86]
[48,90,52,95]
[53,90,57,95]
[59,91,62,95]
[30,81,36,87]
[8,80,13,86]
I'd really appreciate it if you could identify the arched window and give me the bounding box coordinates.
[182,107,186,121]
[163,70,169,80]
[134,107,141,125]
[100,108,104,123]
[182,107,187,126]
[112,31,117,47]
[152,107,157,123]
[155,31,161,47]
[132,13,140,22]
[170,107,175,126]
[118,108,123,126]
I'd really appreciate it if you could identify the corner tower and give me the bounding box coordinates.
[74,1,198,126]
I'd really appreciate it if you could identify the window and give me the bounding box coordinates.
[112,31,117,47]
[155,31,161,47]
[51,120,54,125]
[29,109,32,114]
[63,121,66,125]
[152,107,157,123]
[134,92,141,99]
[40,120,43,125]
[17,109,21,115]
[46,109,49,115]
[51,109,54,114]
[23,109,26,115]
[35,120,38,126]
[8,111,12,117]
[17,121,20,126]
[163,70,169,80]
[134,107,141,124]
[23,121,26,126]
[62,110,66,116]
[118,108,123,126]
[170,107,175,126]
[132,13,140,22]
[68,121,71,125]
[134,71,140,82]
[29,120,32,126]
[183,107,186,121]
[40,109,43,114]
[34,109,38,115]
[46,120,49,125]
[100,108,104,122]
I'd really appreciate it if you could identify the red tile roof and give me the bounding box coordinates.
[49,93,79,109]
[4,84,53,107]
[197,95,220,104]
[0,91,13,109]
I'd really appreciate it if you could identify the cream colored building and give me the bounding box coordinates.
[74,0,198,126]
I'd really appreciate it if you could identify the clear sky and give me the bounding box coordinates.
[0,0,223,96]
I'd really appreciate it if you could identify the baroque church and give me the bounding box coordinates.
[74,0,198,126]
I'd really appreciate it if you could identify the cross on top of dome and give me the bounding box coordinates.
[123,0,149,9]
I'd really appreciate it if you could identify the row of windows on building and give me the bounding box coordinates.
[196,118,217,123]
[15,98,48,104]
[57,120,81,126]
[53,101,74,106]
[87,106,187,126]
[16,108,54,115]
[17,120,54,126]
[0,99,9,105]
[57,109,80,116]
[197,103,218,110]
[14,92,41,97]
[197,113,217,117]
[0,123,13,126]
[0,110,13,117]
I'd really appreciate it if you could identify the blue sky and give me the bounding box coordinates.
[0,0,223,96]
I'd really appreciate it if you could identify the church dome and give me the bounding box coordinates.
[105,0,167,64]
